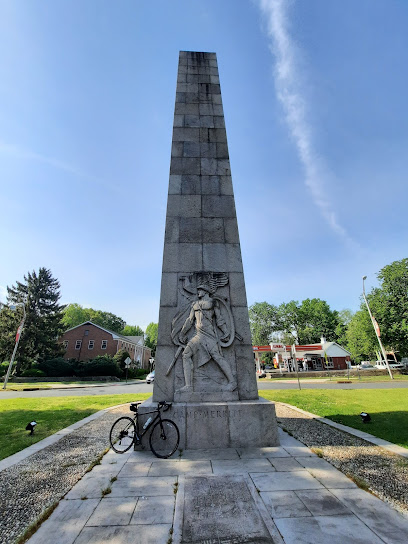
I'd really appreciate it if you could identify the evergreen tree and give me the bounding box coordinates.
[0,268,65,373]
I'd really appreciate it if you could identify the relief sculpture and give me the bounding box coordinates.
[166,272,241,393]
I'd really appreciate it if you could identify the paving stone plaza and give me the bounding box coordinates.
[23,426,408,544]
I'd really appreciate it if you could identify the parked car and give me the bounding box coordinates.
[146,370,155,383]
[375,361,404,370]
[357,362,375,370]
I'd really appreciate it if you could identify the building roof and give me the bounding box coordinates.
[63,321,143,347]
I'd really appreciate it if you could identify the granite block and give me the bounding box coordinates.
[170,157,200,175]
[200,143,217,158]
[166,194,201,217]
[201,175,220,194]
[202,217,225,243]
[228,272,248,306]
[179,217,202,243]
[224,217,240,242]
[168,174,181,195]
[164,216,179,243]
[185,91,199,102]
[219,175,234,195]
[172,127,199,142]
[162,242,203,272]
[216,158,230,175]
[202,195,236,217]
[171,141,183,157]
[159,273,178,307]
[200,115,215,128]
[226,243,244,271]
[184,114,200,127]
[213,104,224,115]
[186,73,199,83]
[201,157,218,175]
[214,115,226,128]
[180,174,200,194]
[173,114,184,127]
[216,142,229,158]
[174,102,199,115]
[183,141,200,158]
[203,243,227,271]
[208,128,227,143]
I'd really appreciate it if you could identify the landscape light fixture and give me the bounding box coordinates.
[360,412,371,424]
[26,421,37,435]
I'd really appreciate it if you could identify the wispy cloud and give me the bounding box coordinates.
[258,0,352,242]
[0,141,121,193]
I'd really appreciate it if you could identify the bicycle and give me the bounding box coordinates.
[109,401,180,459]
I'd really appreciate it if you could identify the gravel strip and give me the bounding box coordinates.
[0,405,129,544]
[275,402,408,515]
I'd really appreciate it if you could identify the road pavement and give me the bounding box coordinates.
[1,378,407,399]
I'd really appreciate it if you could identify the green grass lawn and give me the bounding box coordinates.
[265,374,408,382]
[260,389,408,449]
[0,393,150,460]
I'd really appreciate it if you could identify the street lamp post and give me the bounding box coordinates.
[3,302,26,390]
[362,276,393,380]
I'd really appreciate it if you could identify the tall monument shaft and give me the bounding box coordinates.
[153,51,258,403]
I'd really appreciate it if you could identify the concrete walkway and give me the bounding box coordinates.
[26,428,408,544]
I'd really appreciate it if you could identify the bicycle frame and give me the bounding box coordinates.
[133,407,164,445]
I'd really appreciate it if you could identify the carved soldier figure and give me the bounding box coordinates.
[178,284,237,393]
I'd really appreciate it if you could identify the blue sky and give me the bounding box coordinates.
[1,0,407,330]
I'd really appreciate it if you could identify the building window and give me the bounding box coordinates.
[84,330,89,336]
[63,340,68,350]
[101,340,108,349]
[88,340,94,350]
[75,340,82,350]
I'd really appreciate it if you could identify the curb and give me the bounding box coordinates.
[277,402,408,459]
[0,403,131,472]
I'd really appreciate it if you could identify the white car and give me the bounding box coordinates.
[146,370,155,384]
[357,362,375,370]
[375,361,404,370]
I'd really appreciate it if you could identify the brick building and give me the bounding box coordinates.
[60,322,151,368]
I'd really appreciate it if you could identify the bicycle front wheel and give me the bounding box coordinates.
[149,419,180,459]
[109,416,136,453]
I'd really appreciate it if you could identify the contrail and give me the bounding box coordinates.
[258,0,350,241]
[0,141,120,193]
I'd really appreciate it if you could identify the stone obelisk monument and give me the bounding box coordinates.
[148,51,278,449]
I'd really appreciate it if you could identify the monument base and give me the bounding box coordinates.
[138,397,279,450]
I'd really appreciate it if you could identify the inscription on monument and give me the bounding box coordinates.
[181,475,273,544]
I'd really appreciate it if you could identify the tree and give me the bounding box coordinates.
[121,325,144,337]
[335,309,354,348]
[62,303,92,329]
[145,322,158,355]
[0,268,65,373]
[345,308,377,363]
[369,258,408,357]
[249,302,281,345]
[277,299,340,345]
[62,304,126,333]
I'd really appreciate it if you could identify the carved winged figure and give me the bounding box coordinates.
[167,273,237,393]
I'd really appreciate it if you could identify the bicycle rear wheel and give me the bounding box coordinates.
[109,416,136,453]
[149,419,180,459]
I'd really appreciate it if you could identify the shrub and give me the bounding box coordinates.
[38,358,75,377]
[21,369,47,377]
[81,355,122,378]
[127,368,147,379]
